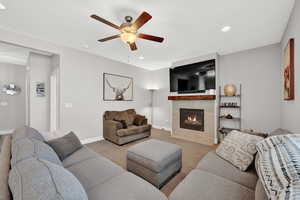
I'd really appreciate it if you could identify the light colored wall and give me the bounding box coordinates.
[28,53,52,131]
[0,28,152,141]
[150,68,171,130]
[59,48,151,141]
[0,63,26,130]
[280,1,300,132]
[151,44,281,133]
[219,44,281,132]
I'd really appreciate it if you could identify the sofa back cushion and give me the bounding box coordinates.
[11,138,62,166]
[0,136,12,200]
[9,158,88,200]
[104,109,136,125]
[12,126,45,143]
[269,128,293,136]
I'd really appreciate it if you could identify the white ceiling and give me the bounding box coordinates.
[0,0,295,70]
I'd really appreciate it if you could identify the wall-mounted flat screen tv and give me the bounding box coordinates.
[170,59,215,93]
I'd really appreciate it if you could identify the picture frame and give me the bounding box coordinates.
[283,38,295,100]
[103,73,133,101]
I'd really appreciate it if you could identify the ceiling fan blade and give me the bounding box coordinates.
[132,12,152,30]
[130,43,138,51]
[90,14,120,30]
[138,33,164,43]
[98,35,120,42]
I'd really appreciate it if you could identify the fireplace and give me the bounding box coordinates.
[180,108,204,131]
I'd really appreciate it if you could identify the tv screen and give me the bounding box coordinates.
[170,59,215,93]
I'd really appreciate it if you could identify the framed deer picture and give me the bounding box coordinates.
[103,73,133,101]
[283,39,295,100]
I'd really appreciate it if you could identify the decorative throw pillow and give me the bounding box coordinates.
[216,130,264,171]
[46,132,83,161]
[9,158,88,200]
[113,119,128,129]
[11,138,62,166]
[113,111,130,125]
[133,115,147,126]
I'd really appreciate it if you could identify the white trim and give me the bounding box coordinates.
[0,129,15,135]
[80,136,103,144]
[152,126,172,132]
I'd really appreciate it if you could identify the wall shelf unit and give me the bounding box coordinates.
[218,84,242,141]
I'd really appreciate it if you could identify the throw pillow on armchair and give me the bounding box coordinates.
[133,115,147,126]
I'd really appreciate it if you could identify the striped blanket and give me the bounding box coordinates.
[256,134,300,200]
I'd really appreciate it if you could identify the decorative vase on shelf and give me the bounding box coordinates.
[224,84,237,96]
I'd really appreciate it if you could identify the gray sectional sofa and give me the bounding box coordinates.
[0,126,292,200]
[0,126,167,200]
[169,128,294,200]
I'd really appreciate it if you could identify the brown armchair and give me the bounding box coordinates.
[103,109,151,145]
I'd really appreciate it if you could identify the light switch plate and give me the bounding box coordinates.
[65,103,73,108]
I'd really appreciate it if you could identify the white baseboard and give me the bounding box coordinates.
[0,129,15,135]
[152,126,172,131]
[81,136,103,144]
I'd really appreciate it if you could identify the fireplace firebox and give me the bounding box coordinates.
[180,108,204,131]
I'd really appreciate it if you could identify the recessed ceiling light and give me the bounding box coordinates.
[221,26,231,32]
[83,44,89,49]
[139,56,144,60]
[0,3,6,10]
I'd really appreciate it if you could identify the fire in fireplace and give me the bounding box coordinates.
[180,108,204,131]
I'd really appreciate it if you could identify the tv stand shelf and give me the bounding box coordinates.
[168,95,216,101]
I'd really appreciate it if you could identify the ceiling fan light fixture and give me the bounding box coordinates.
[120,32,137,44]
[0,3,6,10]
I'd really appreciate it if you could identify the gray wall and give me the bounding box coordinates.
[0,28,153,141]
[151,44,282,132]
[59,48,152,140]
[0,63,26,130]
[219,44,281,132]
[280,1,300,132]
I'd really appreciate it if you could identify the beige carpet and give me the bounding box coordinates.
[86,128,215,197]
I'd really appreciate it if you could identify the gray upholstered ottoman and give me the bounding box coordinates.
[127,139,182,188]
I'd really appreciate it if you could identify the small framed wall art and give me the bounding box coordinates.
[283,38,295,100]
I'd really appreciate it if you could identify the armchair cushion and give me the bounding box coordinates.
[113,120,128,129]
[133,115,147,126]
[117,125,152,137]
[104,109,136,126]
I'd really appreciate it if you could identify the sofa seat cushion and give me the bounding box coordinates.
[62,146,99,168]
[127,139,182,173]
[197,151,258,189]
[66,155,124,191]
[11,138,62,166]
[117,125,151,137]
[9,158,88,200]
[169,169,255,200]
[87,172,167,200]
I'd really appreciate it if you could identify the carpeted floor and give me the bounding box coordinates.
[86,128,215,197]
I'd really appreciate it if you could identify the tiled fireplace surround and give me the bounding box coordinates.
[171,100,216,145]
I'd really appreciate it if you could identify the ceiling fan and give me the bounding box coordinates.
[90,11,164,51]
